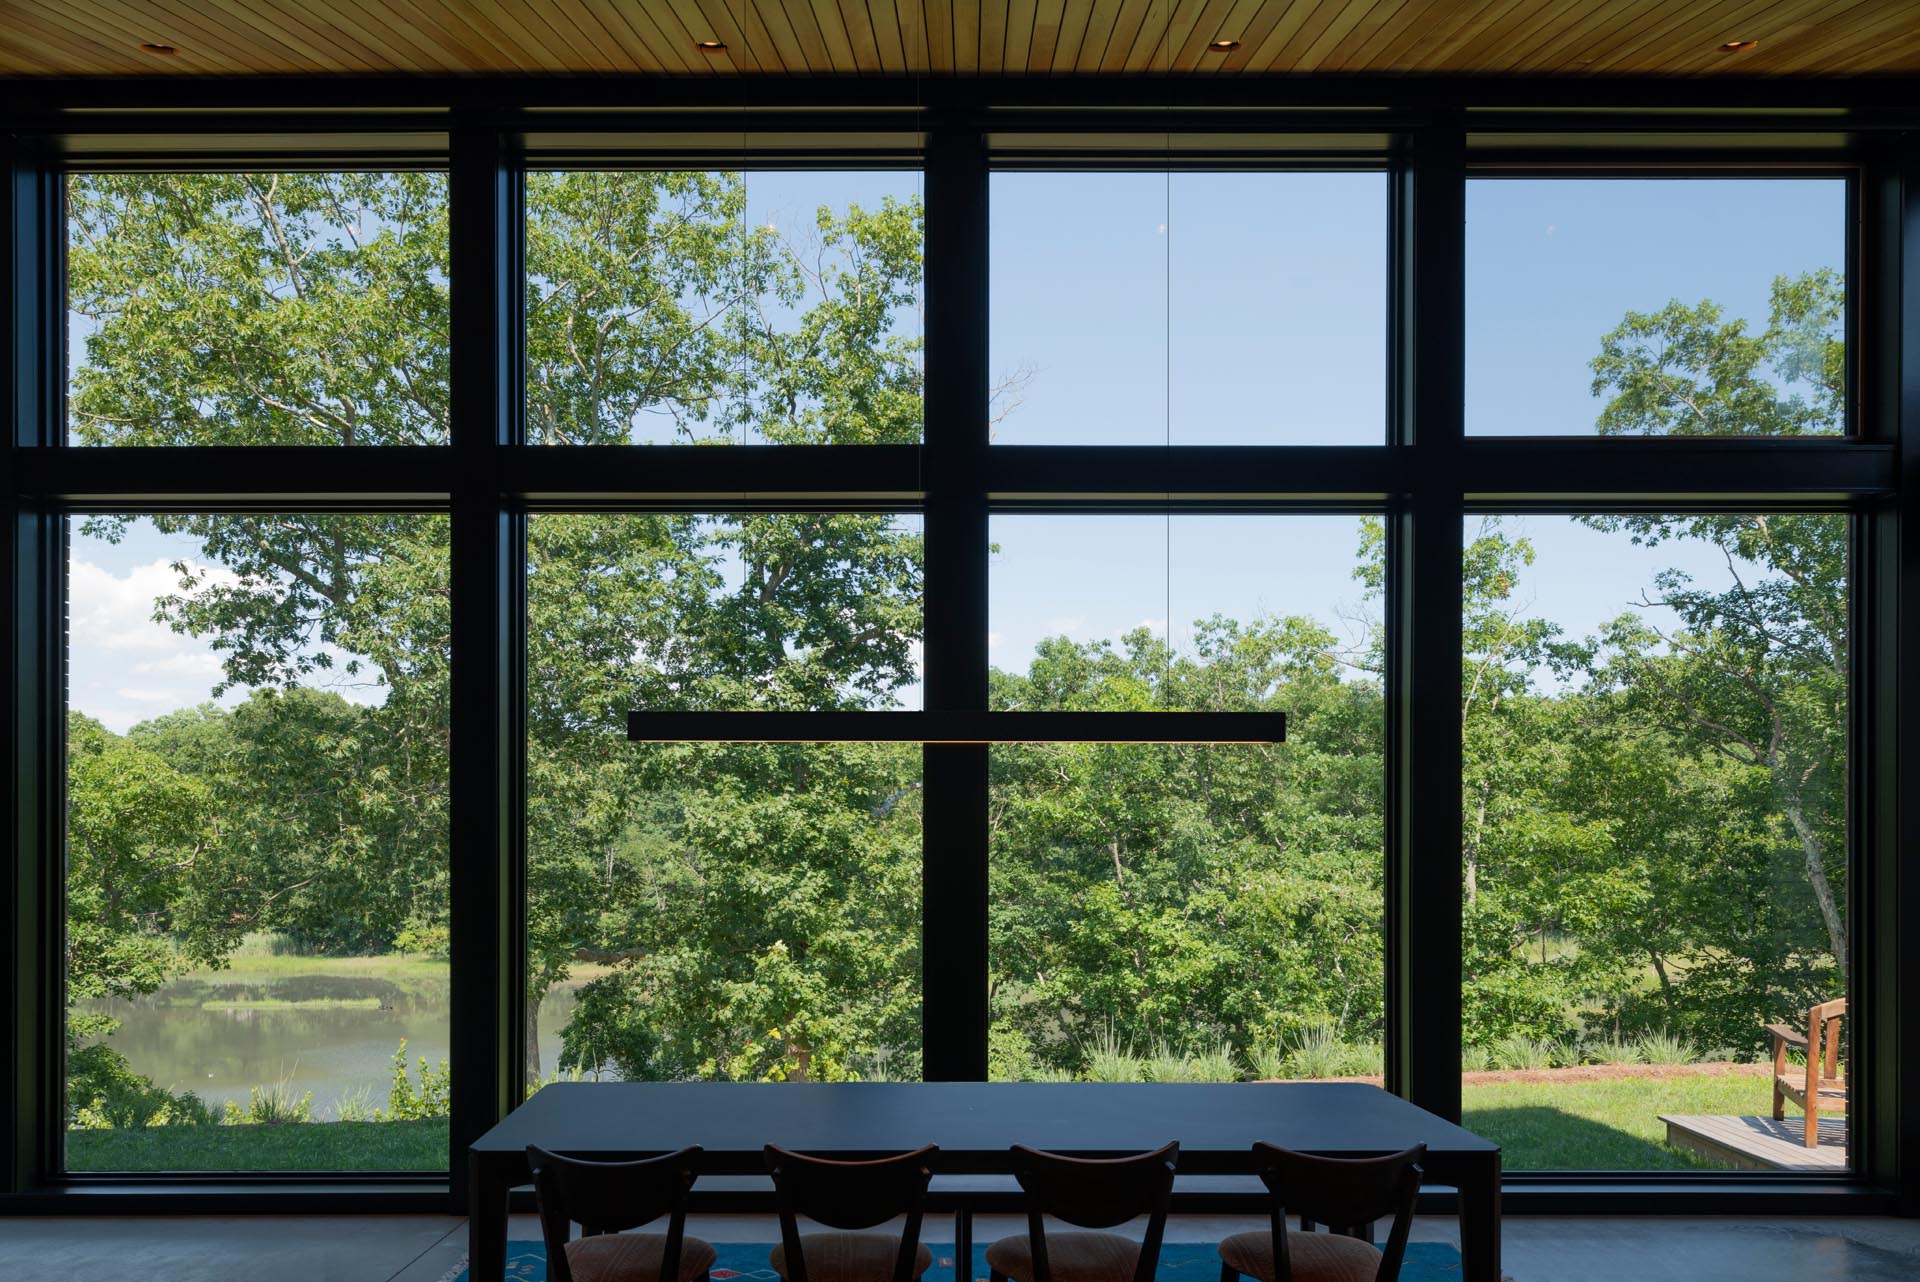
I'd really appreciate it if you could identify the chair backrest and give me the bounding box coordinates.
[1810,998,1846,1080]
[1251,1144,1424,1282]
[763,1144,937,1282]
[1009,1142,1179,1282]
[527,1145,702,1282]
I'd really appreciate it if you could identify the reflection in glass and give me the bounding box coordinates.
[1459,514,1849,1171]
[65,514,450,1171]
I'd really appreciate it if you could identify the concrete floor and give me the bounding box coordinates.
[3,1213,1920,1282]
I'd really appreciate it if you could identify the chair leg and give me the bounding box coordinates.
[1773,1080,1785,1122]
[1805,1100,1820,1149]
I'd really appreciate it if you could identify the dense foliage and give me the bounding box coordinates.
[62,172,1847,1136]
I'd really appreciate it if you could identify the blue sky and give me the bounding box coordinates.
[67,172,1843,731]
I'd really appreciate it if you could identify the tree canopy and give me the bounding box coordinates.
[62,170,1850,1117]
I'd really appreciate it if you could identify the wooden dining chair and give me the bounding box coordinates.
[763,1143,939,1282]
[985,1142,1179,1282]
[526,1144,716,1282]
[1217,1144,1424,1282]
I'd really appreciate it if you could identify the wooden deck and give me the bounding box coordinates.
[1662,1114,1849,1171]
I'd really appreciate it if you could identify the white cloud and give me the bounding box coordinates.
[69,557,238,651]
[986,630,1004,651]
[70,540,389,733]
[1136,617,1168,635]
[70,556,241,732]
[131,652,225,678]
[1042,615,1086,637]
[116,687,182,703]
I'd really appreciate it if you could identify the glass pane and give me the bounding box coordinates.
[987,515,1384,1080]
[990,172,1387,445]
[525,171,924,445]
[66,514,451,1172]
[1460,514,1849,1172]
[524,512,925,1092]
[67,173,450,446]
[1466,178,1847,437]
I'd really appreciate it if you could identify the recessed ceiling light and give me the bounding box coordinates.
[139,42,177,55]
[1719,39,1758,52]
[1207,38,1241,53]
[695,40,727,53]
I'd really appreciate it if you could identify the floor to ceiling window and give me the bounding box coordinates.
[13,120,1889,1193]
[985,514,1385,1082]
[1458,172,1852,1170]
[59,170,453,1172]
[519,169,926,1091]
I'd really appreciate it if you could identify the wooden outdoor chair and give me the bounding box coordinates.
[1768,997,1848,1149]
[764,1143,938,1282]
[1218,1143,1424,1282]
[985,1141,1179,1282]
[527,1144,716,1282]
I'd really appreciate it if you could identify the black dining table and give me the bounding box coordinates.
[468,1081,1500,1282]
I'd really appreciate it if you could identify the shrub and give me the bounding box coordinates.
[1080,1025,1143,1082]
[1146,1042,1239,1083]
[1582,1034,1642,1066]
[380,1039,450,1120]
[1489,1035,1555,1071]
[1247,1044,1289,1081]
[67,1043,212,1130]
[1284,1022,1376,1079]
[989,1020,1037,1083]
[223,1077,314,1125]
[1460,1045,1491,1073]
[333,1085,377,1122]
[392,921,450,958]
[1631,1030,1696,1066]
[1342,1041,1385,1076]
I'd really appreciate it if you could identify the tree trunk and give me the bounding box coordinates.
[1781,797,1849,985]
[1464,776,1490,906]
[1649,950,1674,1009]
[525,991,543,1092]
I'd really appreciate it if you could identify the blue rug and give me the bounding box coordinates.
[446,1239,1464,1282]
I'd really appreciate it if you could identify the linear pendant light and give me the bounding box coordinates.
[627,710,1285,744]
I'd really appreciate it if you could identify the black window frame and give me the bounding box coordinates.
[3,82,1916,1220]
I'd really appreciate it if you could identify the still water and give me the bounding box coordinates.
[83,968,588,1120]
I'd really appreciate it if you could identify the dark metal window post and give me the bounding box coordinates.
[1395,119,1467,1124]
[447,119,525,1204]
[921,120,992,1082]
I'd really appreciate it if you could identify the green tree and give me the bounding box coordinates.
[988,606,1385,1072]
[67,170,927,1093]
[1587,270,1848,985]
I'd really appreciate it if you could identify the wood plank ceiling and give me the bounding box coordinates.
[3,0,1918,77]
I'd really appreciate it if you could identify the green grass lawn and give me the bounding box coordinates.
[1463,1071,1777,1171]
[62,1072,1794,1175]
[65,1118,448,1172]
